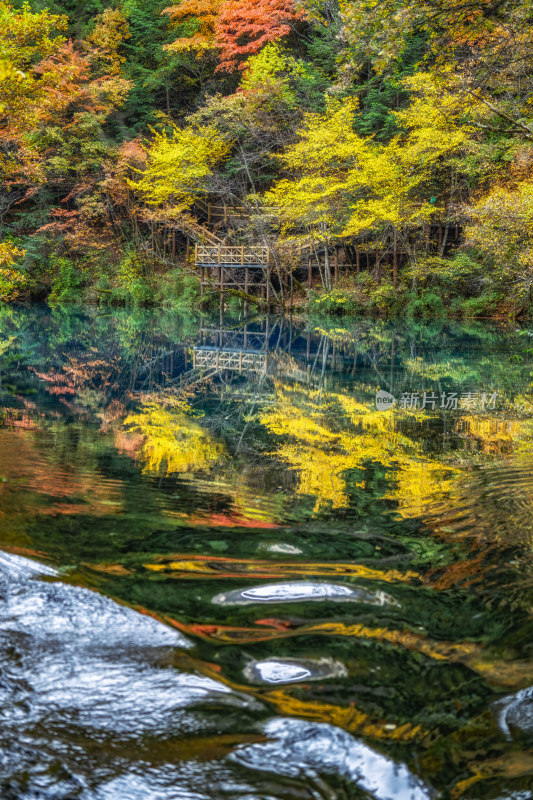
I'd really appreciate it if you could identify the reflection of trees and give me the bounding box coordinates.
[258,381,458,515]
[1,306,531,528]
[124,397,225,474]
[1,307,533,798]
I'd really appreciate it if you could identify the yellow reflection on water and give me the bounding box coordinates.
[124,397,225,474]
[258,379,532,518]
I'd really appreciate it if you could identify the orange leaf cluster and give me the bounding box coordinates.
[163,0,222,54]
[215,0,304,72]
[164,0,304,71]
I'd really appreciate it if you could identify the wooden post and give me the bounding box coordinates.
[208,204,211,225]
[245,266,249,295]
[308,258,312,287]
[224,205,228,224]
[200,266,204,295]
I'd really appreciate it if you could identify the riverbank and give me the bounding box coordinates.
[2,254,530,321]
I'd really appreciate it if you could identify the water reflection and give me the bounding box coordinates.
[0,549,431,800]
[493,686,533,740]
[0,306,532,797]
[232,719,434,800]
[244,657,347,685]
[213,581,399,606]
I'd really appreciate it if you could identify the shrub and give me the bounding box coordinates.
[308,287,360,315]
[109,251,153,306]
[404,253,485,297]
[155,270,217,310]
[48,258,85,306]
[455,291,504,318]
[405,290,446,319]
[367,280,399,313]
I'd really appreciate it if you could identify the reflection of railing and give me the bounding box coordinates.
[168,321,353,398]
[195,245,269,267]
[198,326,268,352]
[193,349,267,374]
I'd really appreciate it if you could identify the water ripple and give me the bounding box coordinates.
[213,581,399,607]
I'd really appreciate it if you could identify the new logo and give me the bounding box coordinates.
[375,390,396,411]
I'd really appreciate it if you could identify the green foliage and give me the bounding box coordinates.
[303,16,341,81]
[451,291,505,318]
[93,255,218,310]
[48,256,86,305]
[366,279,399,313]
[354,35,427,141]
[120,0,194,130]
[154,270,217,311]
[405,290,447,319]
[308,287,361,315]
[404,254,485,296]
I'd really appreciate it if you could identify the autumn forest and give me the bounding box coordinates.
[1,0,533,317]
[2,2,533,793]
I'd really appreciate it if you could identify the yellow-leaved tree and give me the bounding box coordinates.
[465,181,533,302]
[129,123,231,212]
[264,72,472,285]
[0,243,26,301]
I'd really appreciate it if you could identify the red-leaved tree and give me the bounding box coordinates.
[215,0,304,72]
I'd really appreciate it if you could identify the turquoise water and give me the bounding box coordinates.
[0,305,532,799]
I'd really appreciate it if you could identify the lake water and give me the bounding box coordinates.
[0,304,532,799]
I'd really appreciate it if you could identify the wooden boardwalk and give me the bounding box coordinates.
[195,245,271,299]
[138,196,462,299]
[195,245,269,267]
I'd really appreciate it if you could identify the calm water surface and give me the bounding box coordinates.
[0,305,532,799]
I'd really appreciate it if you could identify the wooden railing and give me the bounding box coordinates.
[175,217,222,246]
[195,245,269,267]
[195,200,278,225]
